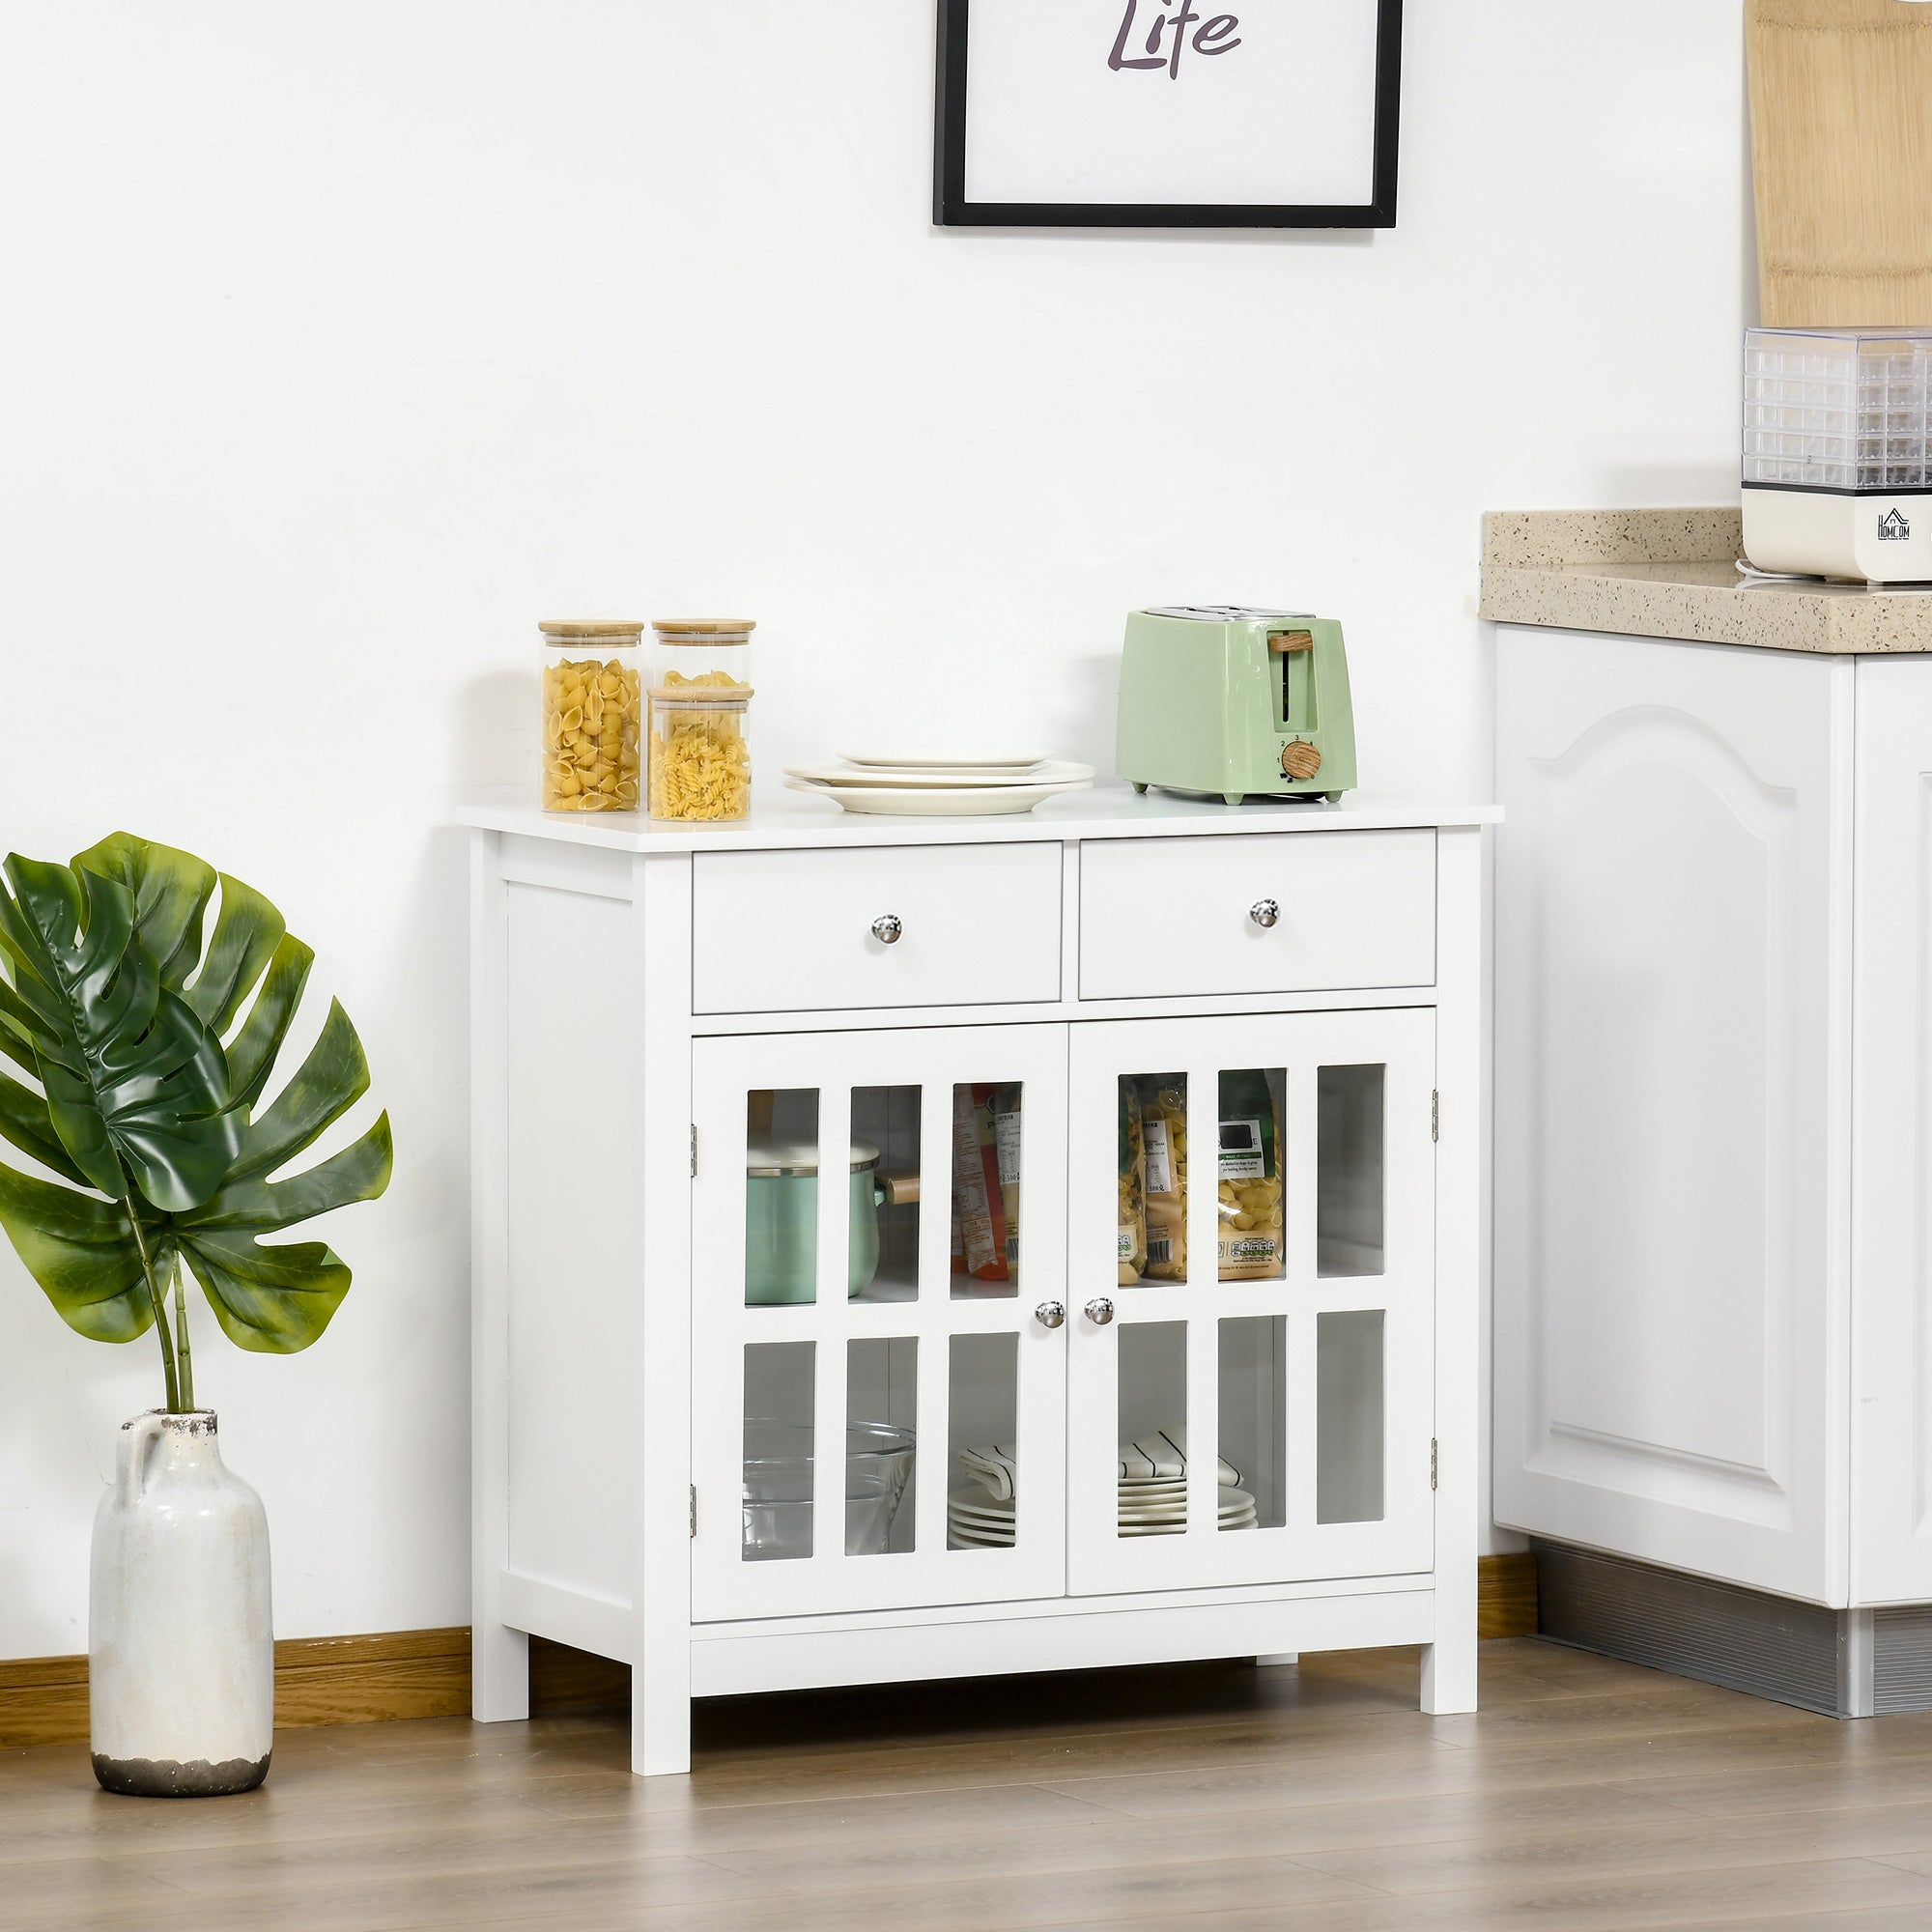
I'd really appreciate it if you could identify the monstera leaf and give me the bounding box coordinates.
[0,855,241,1211]
[0,834,392,1401]
[161,993,391,1353]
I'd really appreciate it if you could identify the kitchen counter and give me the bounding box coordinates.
[1480,507,1932,654]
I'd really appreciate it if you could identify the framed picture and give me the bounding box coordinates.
[934,0,1403,230]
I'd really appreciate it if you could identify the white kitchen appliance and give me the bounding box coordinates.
[1743,326,1932,583]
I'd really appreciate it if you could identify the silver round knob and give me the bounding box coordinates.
[1249,898,1280,929]
[871,915,903,945]
[1084,1297,1116,1326]
[1035,1300,1065,1330]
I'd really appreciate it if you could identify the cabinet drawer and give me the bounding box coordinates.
[1079,831,1435,1001]
[693,843,1063,1014]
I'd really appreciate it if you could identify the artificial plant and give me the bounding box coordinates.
[0,833,392,1412]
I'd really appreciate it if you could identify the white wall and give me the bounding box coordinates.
[0,3,1747,1655]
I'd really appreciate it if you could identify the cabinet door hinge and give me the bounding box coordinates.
[1430,1438,1439,1491]
[1431,1091,1439,1143]
[690,1124,697,1178]
[690,1485,696,1538]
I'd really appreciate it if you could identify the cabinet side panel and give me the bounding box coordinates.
[1852,660,1932,1605]
[503,881,637,1608]
[1494,627,1842,1604]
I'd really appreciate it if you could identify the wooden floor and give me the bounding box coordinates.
[14,1641,1932,1931]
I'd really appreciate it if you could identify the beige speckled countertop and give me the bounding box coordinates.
[1481,508,1932,654]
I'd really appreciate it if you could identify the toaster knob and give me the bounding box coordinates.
[1282,741,1323,781]
[1250,899,1280,929]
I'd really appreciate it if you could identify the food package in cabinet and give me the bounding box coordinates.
[1217,1068,1285,1280]
[1117,1077,1147,1286]
[992,1083,1022,1277]
[951,1083,1011,1281]
[1138,1075,1187,1281]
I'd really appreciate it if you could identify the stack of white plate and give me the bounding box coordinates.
[948,1490,1025,1548]
[1119,1478,1259,1536]
[783,750,1094,817]
[948,1483,1258,1547]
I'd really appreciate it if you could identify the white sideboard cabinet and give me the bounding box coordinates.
[1496,625,1932,1713]
[464,789,1492,1775]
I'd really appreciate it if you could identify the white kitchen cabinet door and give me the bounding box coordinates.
[1065,1010,1436,1596]
[1851,659,1932,1605]
[1494,627,1851,1605]
[690,1025,1067,1622]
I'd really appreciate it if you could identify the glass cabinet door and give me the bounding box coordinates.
[1065,1009,1436,1596]
[691,1025,1068,1621]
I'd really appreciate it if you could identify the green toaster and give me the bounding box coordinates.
[1115,606,1357,805]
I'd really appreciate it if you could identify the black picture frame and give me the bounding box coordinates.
[934,0,1404,230]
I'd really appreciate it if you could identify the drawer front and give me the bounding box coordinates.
[1079,830,1435,1001]
[693,843,1063,1013]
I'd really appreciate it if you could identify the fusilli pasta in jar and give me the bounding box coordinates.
[648,681,752,821]
[648,621,754,821]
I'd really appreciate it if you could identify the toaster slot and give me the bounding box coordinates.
[1270,632,1318,734]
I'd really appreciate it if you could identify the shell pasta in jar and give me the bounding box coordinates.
[539,621,642,812]
[649,689,751,821]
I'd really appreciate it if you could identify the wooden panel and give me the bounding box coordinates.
[692,842,1063,1014]
[0,1629,470,1749]
[1079,831,1435,1002]
[1747,0,1932,326]
[1479,1551,1538,1640]
[0,1655,89,1749]
[529,1634,633,1713]
[273,1629,472,1728]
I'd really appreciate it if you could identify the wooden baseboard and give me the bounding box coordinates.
[0,1654,90,1753]
[272,1627,472,1729]
[1479,1550,1538,1639]
[1,1558,1538,1748]
[0,1629,472,1751]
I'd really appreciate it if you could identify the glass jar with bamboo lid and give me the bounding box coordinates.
[539,621,643,812]
[648,619,754,821]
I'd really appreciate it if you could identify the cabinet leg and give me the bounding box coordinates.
[471,1622,530,1723]
[1253,1653,1299,1667]
[1420,1634,1478,1715]
[631,1672,692,1777]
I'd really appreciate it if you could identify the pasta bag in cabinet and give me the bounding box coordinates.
[1117,1077,1146,1286]
[1217,1069,1285,1280]
[1138,1076,1187,1281]
[992,1082,1022,1280]
[951,1083,1011,1282]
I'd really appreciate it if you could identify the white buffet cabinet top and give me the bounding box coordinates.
[457,783,1499,854]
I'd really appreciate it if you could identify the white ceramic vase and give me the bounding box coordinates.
[90,1410,273,1797]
